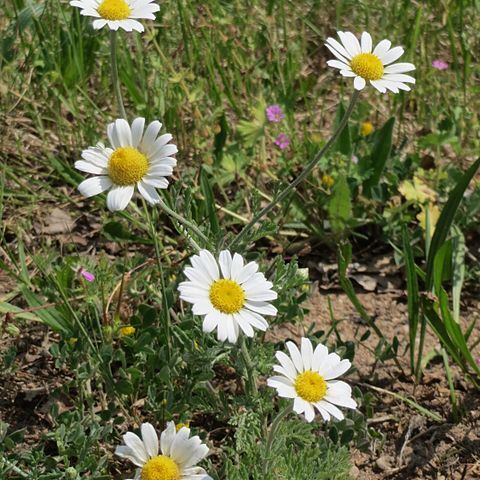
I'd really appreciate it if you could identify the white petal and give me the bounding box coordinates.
[318,400,344,420]
[312,343,329,371]
[338,31,361,57]
[160,422,176,457]
[275,351,298,378]
[325,37,352,60]
[303,403,316,422]
[106,185,134,211]
[123,432,148,464]
[197,250,220,282]
[321,357,351,380]
[107,121,120,148]
[218,250,233,278]
[384,62,416,74]
[78,176,112,197]
[353,76,366,90]
[286,341,304,372]
[140,120,162,152]
[234,311,254,337]
[315,404,331,421]
[141,423,159,458]
[300,338,314,371]
[148,134,174,157]
[203,313,219,333]
[239,310,268,331]
[383,73,415,83]
[373,39,391,58]
[114,119,132,145]
[379,46,404,65]
[131,117,145,147]
[293,397,308,415]
[326,59,351,71]
[75,160,106,175]
[340,69,356,77]
[230,253,244,280]
[244,301,277,316]
[361,32,372,53]
[236,261,259,284]
[137,181,160,204]
[370,80,387,93]
[92,19,108,29]
[115,445,145,468]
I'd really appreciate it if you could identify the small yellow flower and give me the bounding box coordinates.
[175,422,190,432]
[120,326,136,336]
[321,174,335,188]
[68,337,78,345]
[360,121,374,137]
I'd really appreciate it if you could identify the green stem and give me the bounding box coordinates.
[230,90,360,250]
[239,335,257,396]
[1,458,29,478]
[263,404,293,476]
[143,200,171,361]
[110,30,127,119]
[158,197,209,249]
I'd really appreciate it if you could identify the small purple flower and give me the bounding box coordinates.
[476,356,480,366]
[351,155,359,165]
[274,133,290,150]
[432,59,448,70]
[266,104,285,123]
[80,269,95,282]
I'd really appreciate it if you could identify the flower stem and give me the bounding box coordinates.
[157,197,209,250]
[110,30,127,119]
[142,200,171,361]
[239,335,258,396]
[230,90,360,250]
[263,404,293,476]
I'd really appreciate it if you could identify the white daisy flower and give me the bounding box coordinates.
[325,31,416,93]
[115,422,212,480]
[178,250,278,344]
[70,0,159,33]
[267,338,357,422]
[75,118,177,211]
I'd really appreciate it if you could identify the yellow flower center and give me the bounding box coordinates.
[350,53,384,81]
[108,147,148,186]
[97,0,131,20]
[209,279,245,314]
[294,370,327,403]
[141,456,180,480]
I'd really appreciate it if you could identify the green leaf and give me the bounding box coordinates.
[402,227,419,374]
[363,117,395,196]
[328,174,352,235]
[426,157,480,290]
[333,102,352,157]
[451,226,465,323]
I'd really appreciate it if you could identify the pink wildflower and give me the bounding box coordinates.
[274,133,290,150]
[266,104,285,123]
[80,269,95,282]
[432,59,448,70]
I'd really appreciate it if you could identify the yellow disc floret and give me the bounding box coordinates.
[108,147,148,186]
[97,0,131,20]
[350,53,384,81]
[141,456,180,480]
[209,279,245,314]
[294,370,328,403]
